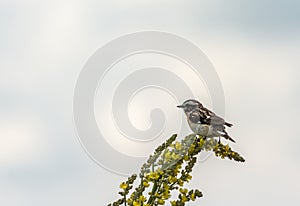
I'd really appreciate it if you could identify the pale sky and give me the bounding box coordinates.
[0,0,299,205]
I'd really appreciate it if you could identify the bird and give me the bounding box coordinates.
[177,99,235,143]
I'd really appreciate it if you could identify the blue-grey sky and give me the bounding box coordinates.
[0,0,299,205]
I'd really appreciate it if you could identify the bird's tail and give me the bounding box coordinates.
[225,122,233,127]
[221,133,236,143]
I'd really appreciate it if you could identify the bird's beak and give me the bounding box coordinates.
[177,105,184,108]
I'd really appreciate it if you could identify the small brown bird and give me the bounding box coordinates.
[177,99,235,143]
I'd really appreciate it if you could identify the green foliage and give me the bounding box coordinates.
[108,134,245,206]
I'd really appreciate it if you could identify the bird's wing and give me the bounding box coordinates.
[188,109,202,124]
[199,107,226,126]
[189,107,233,127]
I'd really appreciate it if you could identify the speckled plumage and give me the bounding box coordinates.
[177,99,235,143]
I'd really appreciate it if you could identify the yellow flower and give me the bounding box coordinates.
[148,172,160,180]
[171,153,180,160]
[186,174,192,181]
[168,176,177,183]
[188,144,195,153]
[139,195,147,202]
[183,155,189,161]
[199,138,205,147]
[127,198,133,204]
[143,181,150,187]
[179,188,188,194]
[175,142,182,150]
[156,168,164,175]
[162,191,170,199]
[191,193,196,201]
[157,199,165,205]
[178,179,184,186]
[119,182,127,190]
[181,194,188,202]
[163,183,170,190]
[133,201,141,206]
[170,200,176,206]
[164,151,172,160]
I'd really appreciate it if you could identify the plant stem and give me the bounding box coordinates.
[147,180,158,205]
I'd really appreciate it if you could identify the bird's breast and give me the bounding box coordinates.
[188,121,213,136]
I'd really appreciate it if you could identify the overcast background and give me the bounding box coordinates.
[1,0,300,205]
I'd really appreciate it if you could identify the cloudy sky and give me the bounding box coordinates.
[1,0,300,205]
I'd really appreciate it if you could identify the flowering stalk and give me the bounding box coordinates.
[108,134,245,206]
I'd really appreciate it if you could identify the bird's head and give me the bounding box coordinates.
[177,99,202,114]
